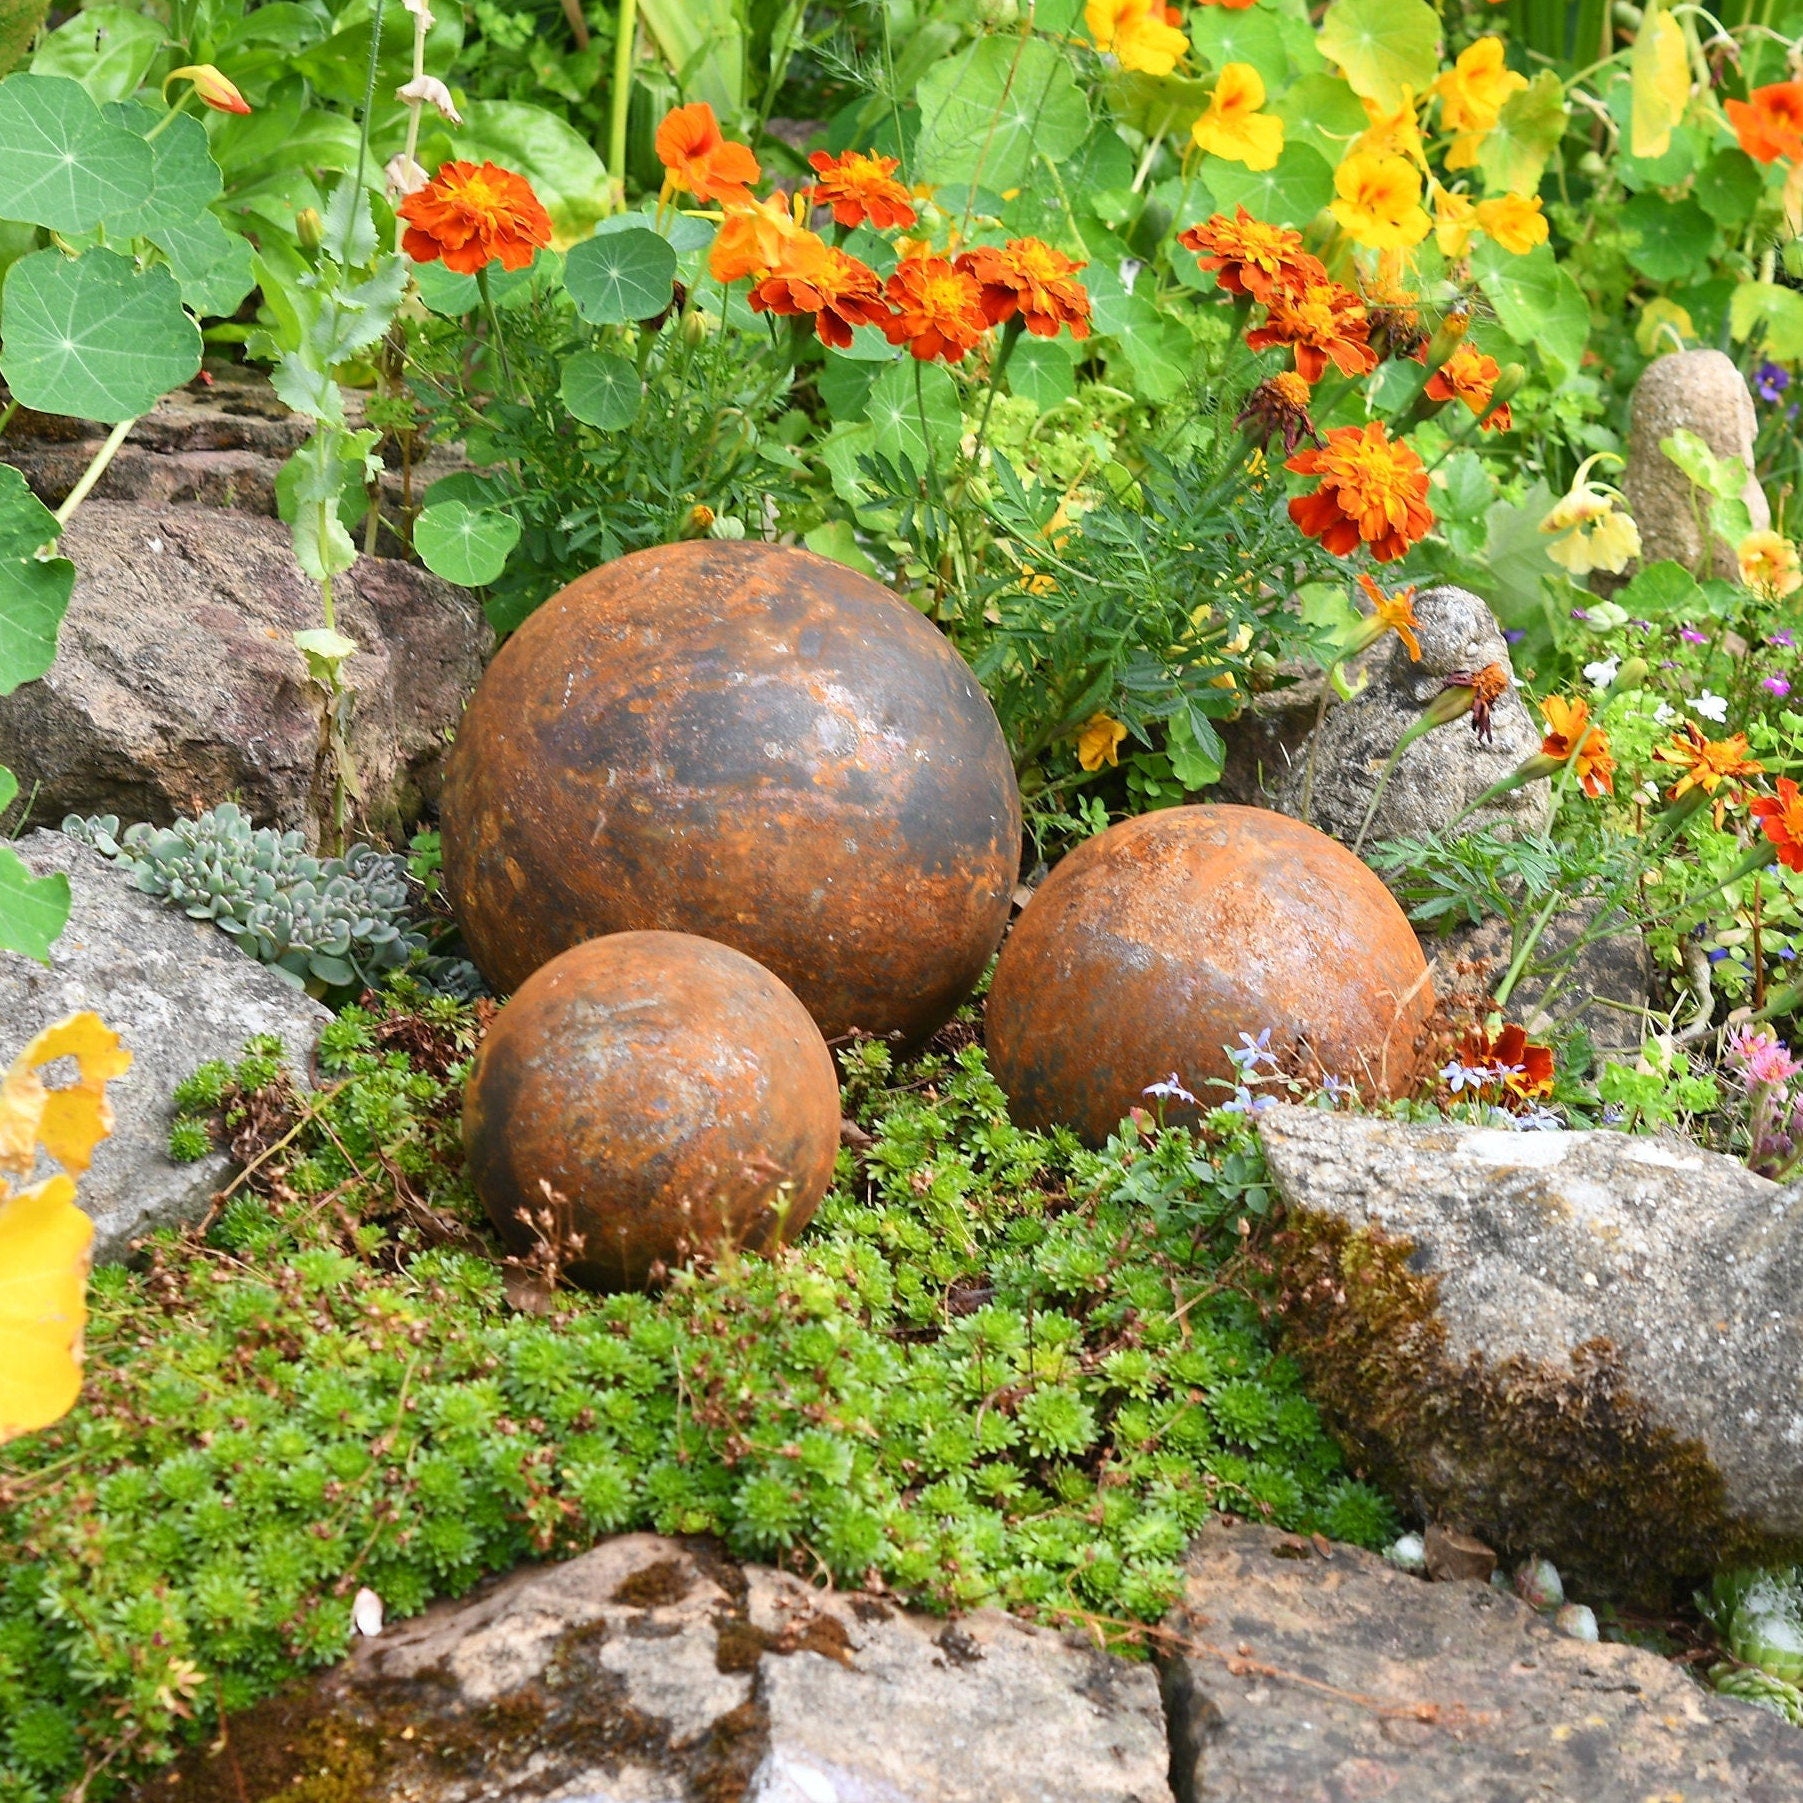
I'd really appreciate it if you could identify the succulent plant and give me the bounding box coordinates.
[1702,1567,1803,1686]
[1709,1662,1803,1725]
[62,805,462,994]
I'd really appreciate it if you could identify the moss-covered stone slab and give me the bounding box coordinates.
[1256,1105,1803,1598]
[1158,1520,1803,1801]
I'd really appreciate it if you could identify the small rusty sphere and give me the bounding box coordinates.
[463,931,841,1292]
[986,806,1432,1143]
[442,540,1021,1048]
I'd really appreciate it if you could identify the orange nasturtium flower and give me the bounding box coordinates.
[1245,281,1378,383]
[956,238,1092,339]
[1654,723,1766,827]
[1286,423,1434,564]
[1330,151,1431,251]
[655,101,761,204]
[1076,712,1130,770]
[1177,208,1325,304]
[1353,571,1421,660]
[1191,63,1284,170]
[1458,1023,1555,1102]
[1538,695,1615,796]
[1726,81,1803,165]
[1752,777,1803,871]
[1426,345,1511,430]
[1434,36,1527,168]
[807,149,919,231]
[1739,529,1803,599]
[750,244,891,350]
[399,161,552,274]
[164,63,251,114]
[1085,0,1191,75]
[882,252,990,362]
[710,192,818,284]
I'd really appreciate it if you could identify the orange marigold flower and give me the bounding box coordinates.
[655,101,760,204]
[1286,423,1433,564]
[1247,281,1378,383]
[1355,571,1421,660]
[955,237,1092,339]
[399,161,552,275]
[1752,776,1803,872]
[1457,1023,1555,1104]
[807,148,918,230]
[1725,81,1803,165]
[1236,369,1319,455]
[1654,723,1766,827]
[1177,207,1326,304]
[751,244,891,350]
[882,252,989,362]
[1426,344,1511,431]
[710,192,816,284]
[1538,694,1614,796]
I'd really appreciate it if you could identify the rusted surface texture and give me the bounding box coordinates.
[442,540,1021,1047]
[463,931,840,1292]
[986,806,1432,1143]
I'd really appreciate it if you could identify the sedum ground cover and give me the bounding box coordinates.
[0,986,1391,1798]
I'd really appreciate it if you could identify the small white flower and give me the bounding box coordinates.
[1142,1072,1198,1106]
[352,1587,385,1637]
[1652,700,1675,725]
[1688,689,1729,723]
[397,75,462,124]
[1582,655,1619,689]
[385,153,430,201]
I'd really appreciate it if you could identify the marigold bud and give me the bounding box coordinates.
[295,207,324,251]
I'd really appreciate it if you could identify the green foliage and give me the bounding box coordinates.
[1704,1568,1803,1719]
[0,994,1392,1794]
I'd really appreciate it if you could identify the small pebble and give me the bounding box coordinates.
[1555,1603,1598,1642]
[1514,1556,1565,1613]
[1385,1532,1427,1574]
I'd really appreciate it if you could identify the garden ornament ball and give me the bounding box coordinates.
[442,539,1021,1049]
[986,806,1433,1144]
[463,931,841,1292]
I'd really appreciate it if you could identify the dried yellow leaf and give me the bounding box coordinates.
[0,1011,132,1179]
[0,1174,94,1443]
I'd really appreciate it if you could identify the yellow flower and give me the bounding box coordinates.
[1630,2,1690,159]
[1740,529,1803,598]
[1086,0,1190,76]
[1431,184,1476,257]
[1541,455,1642,576]
[1076,713,1129,770]
[1475,192,1548,254]
[1352,90,1426,168]
[1191,63,1284,172]
[1329,151,1430,251]
[1435,37,1528,168]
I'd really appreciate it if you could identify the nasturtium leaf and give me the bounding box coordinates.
[453,99,609,246]
[1271,72,1365,167]
[414,500,521,587]
[150,214,256,319]
[915,36,1090,196]
[1188,6,1287,85]
[0,464,74,696]
[0,843,69,964]
[865,359,961,475]
[1477,70,1567,197]
[1,249,200,420]
[594,209,714,254]
[1621,193,1715,283]
[819,351,879,422]
[1009,335,1077,410]
[1204,141,1333,227]
[412,260,481,315]
[1315,0,1439,111]
[1620,559,1704,618]
[1108,71,1211,140]
[32,7,163,101]
[560,350,641,429]
[106,107,220,226]
[1695,148,1763,228]
[803,518,879,579]
[1730,280,1803,358]
[0,72,151,232]
[564,227,676,325]
[1473,239,1590,377]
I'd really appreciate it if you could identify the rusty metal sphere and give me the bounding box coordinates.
[463,931,841,1292]
[986,805,1433,1143]
[441,540,1021,1048]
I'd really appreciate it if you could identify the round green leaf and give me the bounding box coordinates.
[32,7,164,101]
[1621,192,1715,283]
[560,349,641,429]
[1695,148,1762,229]
[1009,336,1076,410]
[866,359,960,475]
[563,227,676,326]
[0,71,152,232]
[915,36,1090,194]
[0,247,200,420]
[0,463,76,694]
[595,209,715,254]
[1272,73,1367,167]
[414,500,521,587]
[1473,239,1590,377]
[1187,6,1287,85]
[819,351,879,422]
[1316,0,1440,111]
[1205,142,1334,227]
[1730,281,1803,359]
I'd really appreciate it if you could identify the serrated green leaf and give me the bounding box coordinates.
[413,500,520,586]
[0,71,152,231]
[563,227,676,325]
[915,36,1090,196]
[278,430,376,582]
[0,247,199,420]
[321,175,376,266]
[0,463,74,693]
[1477,70,1566,197]
[32,7,163,101]
[1187,6,1287,85]
[1316,0,1438,111]
[0,841,69,962]
[559,350,641,429]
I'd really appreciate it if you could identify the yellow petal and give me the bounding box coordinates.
[0,1013,132,1179]
[0,1174,93,1442]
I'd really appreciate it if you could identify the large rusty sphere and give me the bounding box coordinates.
[442,540,1021,1048]
[986,806,1432,1143]
[463,931,841,1292]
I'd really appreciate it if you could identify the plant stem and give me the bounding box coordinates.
[348,0,384,253]
[609,0,639,208]
[0,399,17,440]
[144,91,193,140]
[477,264,517,397]
[54,418,137,527]
[974,319,1024,454]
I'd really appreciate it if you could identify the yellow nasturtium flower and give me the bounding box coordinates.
[1076,713,1130,771]
[1351,90,1427,168]
[1475,192,1548,254]
[1740,529,1803,599]
[1431,183,1477,256]
[1541,455,1642,576]
[1330,150,1430,251]
[1435,37,1528,168]
[1085,0,1190,77]
[1191,63,1284,171]
[0,1013,130,1444]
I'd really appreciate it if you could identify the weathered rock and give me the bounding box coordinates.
[3,830,329,1263]
[1158,1519,1803,1802]
[1622,348,1770,581]
[1275,585,1550,851]
[1422,1522,1495,1584]
[0,502,489,841]
[1256,1105,1803,1596]
[150,1532,1176,1803]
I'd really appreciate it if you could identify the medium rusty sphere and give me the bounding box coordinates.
[463,931,841,1292]
[986,806,1433,1143]
[442,540,1021,1048]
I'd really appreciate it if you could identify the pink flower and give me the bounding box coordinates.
[1680,628,1709,645]
[1766,674,1793,697]
[1729,1026,1802,1086]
